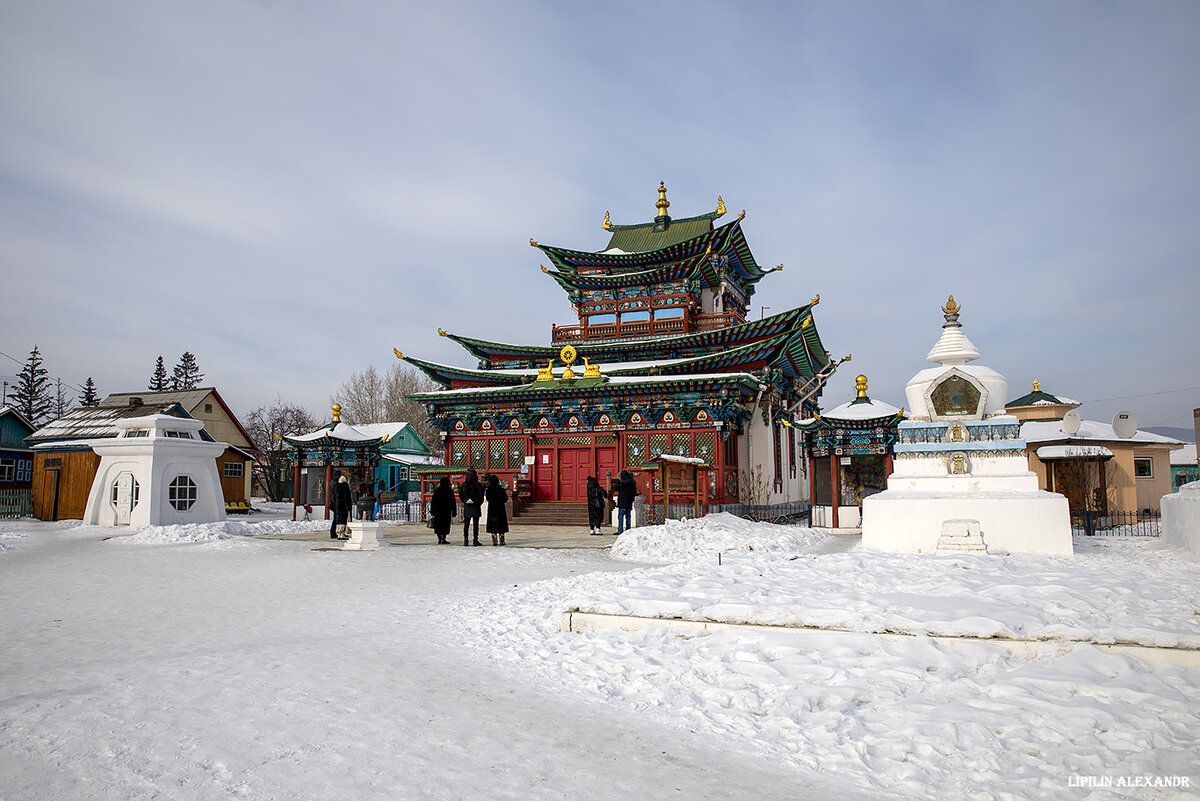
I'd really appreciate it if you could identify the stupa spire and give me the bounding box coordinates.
[925,294,981,366]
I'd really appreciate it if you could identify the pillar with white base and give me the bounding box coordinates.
[342,520,383,551]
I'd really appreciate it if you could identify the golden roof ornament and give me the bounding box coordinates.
[529,238,539,248]
[1033,380,1041,392]
[438,328,447,337]
[331,403,341,423]
[393,348,403,359]
[856,374,869,399]
[655,181,670,217]
[941,294,962,326]
[737,209,746,221]
[602,210,612,230]
[536,360,554,382]
[715,196,726,216]
[559,345,577,380]
[810,293,821,306]
[582,356,600,380]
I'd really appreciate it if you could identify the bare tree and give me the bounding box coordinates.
[244,397,318,502]
[333,363,438,449]
[1052,449,1118,513]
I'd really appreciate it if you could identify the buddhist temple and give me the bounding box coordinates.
[399,185,844,515]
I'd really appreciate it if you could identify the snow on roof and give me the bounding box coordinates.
[1170,443,1198,466]
[414,372,761,398]
[1036,445,1113,460]
[287,421,409,444]
[1021,419,1184,446]
[381,453,445,466]
[821,397,903,422]
[651,454,709,465]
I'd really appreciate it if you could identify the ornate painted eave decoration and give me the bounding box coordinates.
[439,303,822,367]
[406,372,762,405]
[393,350,527,389]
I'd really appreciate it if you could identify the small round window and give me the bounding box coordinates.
[168,475,197,511]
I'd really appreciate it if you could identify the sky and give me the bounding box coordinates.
[1,1,1198,435]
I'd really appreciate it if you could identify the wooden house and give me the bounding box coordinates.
[26,388,256,520]
[0,406,36,517]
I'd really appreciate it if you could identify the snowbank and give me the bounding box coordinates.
[611,512,831,563]
[108,518,321,545]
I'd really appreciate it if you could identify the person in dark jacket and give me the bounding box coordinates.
[614,470,637,535]
[586,476,606,535]
[329,474,353,539]
[485,474,509,546]
[430,475,456,544]
[459,468,484,546]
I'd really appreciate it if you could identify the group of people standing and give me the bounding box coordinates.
[429,468,509,546]
[586,470,638,535]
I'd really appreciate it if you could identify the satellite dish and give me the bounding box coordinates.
[1112,410,1137,439]
[1062,409,1081,435]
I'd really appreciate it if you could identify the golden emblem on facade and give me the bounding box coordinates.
[559,345,577,380]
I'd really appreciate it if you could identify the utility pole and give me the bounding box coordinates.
[760,306,771,319]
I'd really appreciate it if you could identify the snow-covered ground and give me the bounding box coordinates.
[1,511,1197,800]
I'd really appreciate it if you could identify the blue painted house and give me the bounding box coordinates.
[0,406,36,517]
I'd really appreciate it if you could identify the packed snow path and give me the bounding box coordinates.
[0,523,863,801]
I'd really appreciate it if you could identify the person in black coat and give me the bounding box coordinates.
[586,476,606,535]
[459,468,484,546]
[485,474,509,546]
[430,475,456,544]
[614,470,637,535]
[329,475,353,539]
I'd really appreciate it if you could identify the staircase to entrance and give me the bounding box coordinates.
[514,502,594,526]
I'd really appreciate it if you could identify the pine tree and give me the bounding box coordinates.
[78,377,100,406]
[149,356,169,392]
[11,345,54,426]
[172,352,204,391]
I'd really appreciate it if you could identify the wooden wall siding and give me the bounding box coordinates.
[32,451,100,520]
[194,393,252,450]
[217,450,248,504]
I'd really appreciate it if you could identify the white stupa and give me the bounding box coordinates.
[82,414,228,527]
[861,296,1072,556]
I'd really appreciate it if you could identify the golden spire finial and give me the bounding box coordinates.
[331,403,341,423]
[856,374,869,399]
[1033,380,1041,392]
[438,328,447,337]
[393,348,403,360]
[655,181,670,217]
[715,196,726,216]
[602,210,612,230]
[942,294,960,315]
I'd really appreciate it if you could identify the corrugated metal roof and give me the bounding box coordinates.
[101,388,212,410]
[27,402,188,442]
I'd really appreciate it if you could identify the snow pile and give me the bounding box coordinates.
[611,512,831,563]
[588,533,1200,648]
[109,518,320,544]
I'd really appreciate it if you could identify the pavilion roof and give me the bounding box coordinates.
[533,219,774,287]
[408,372,763,405]
[438,302,823,367]
[603,210,722,252]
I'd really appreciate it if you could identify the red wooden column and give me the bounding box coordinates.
[292,462,301,521]
[324,463,333,520]
[830,453,841,529]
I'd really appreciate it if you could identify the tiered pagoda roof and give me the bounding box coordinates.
[436,303,823,369]
[400,186,841,423]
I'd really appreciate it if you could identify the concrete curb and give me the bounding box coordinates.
[560,610,1200,667]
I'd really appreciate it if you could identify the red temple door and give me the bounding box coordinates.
[597,447,617,488]
[557,448,589,501]
[535,449,555,501]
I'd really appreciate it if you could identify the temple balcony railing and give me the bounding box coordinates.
[551,317,691,344]
[694,312,741,331]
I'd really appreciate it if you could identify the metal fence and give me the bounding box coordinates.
[0,489,32,519]
[374,500,470,523]
[1070,510,1161,537]
[641,501,810,526]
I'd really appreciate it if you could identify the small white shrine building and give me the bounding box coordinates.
[861,296,1072,556]
[82,414,228,527]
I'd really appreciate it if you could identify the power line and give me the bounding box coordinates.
[1083,386,1200,404]
[0,347,88,395]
